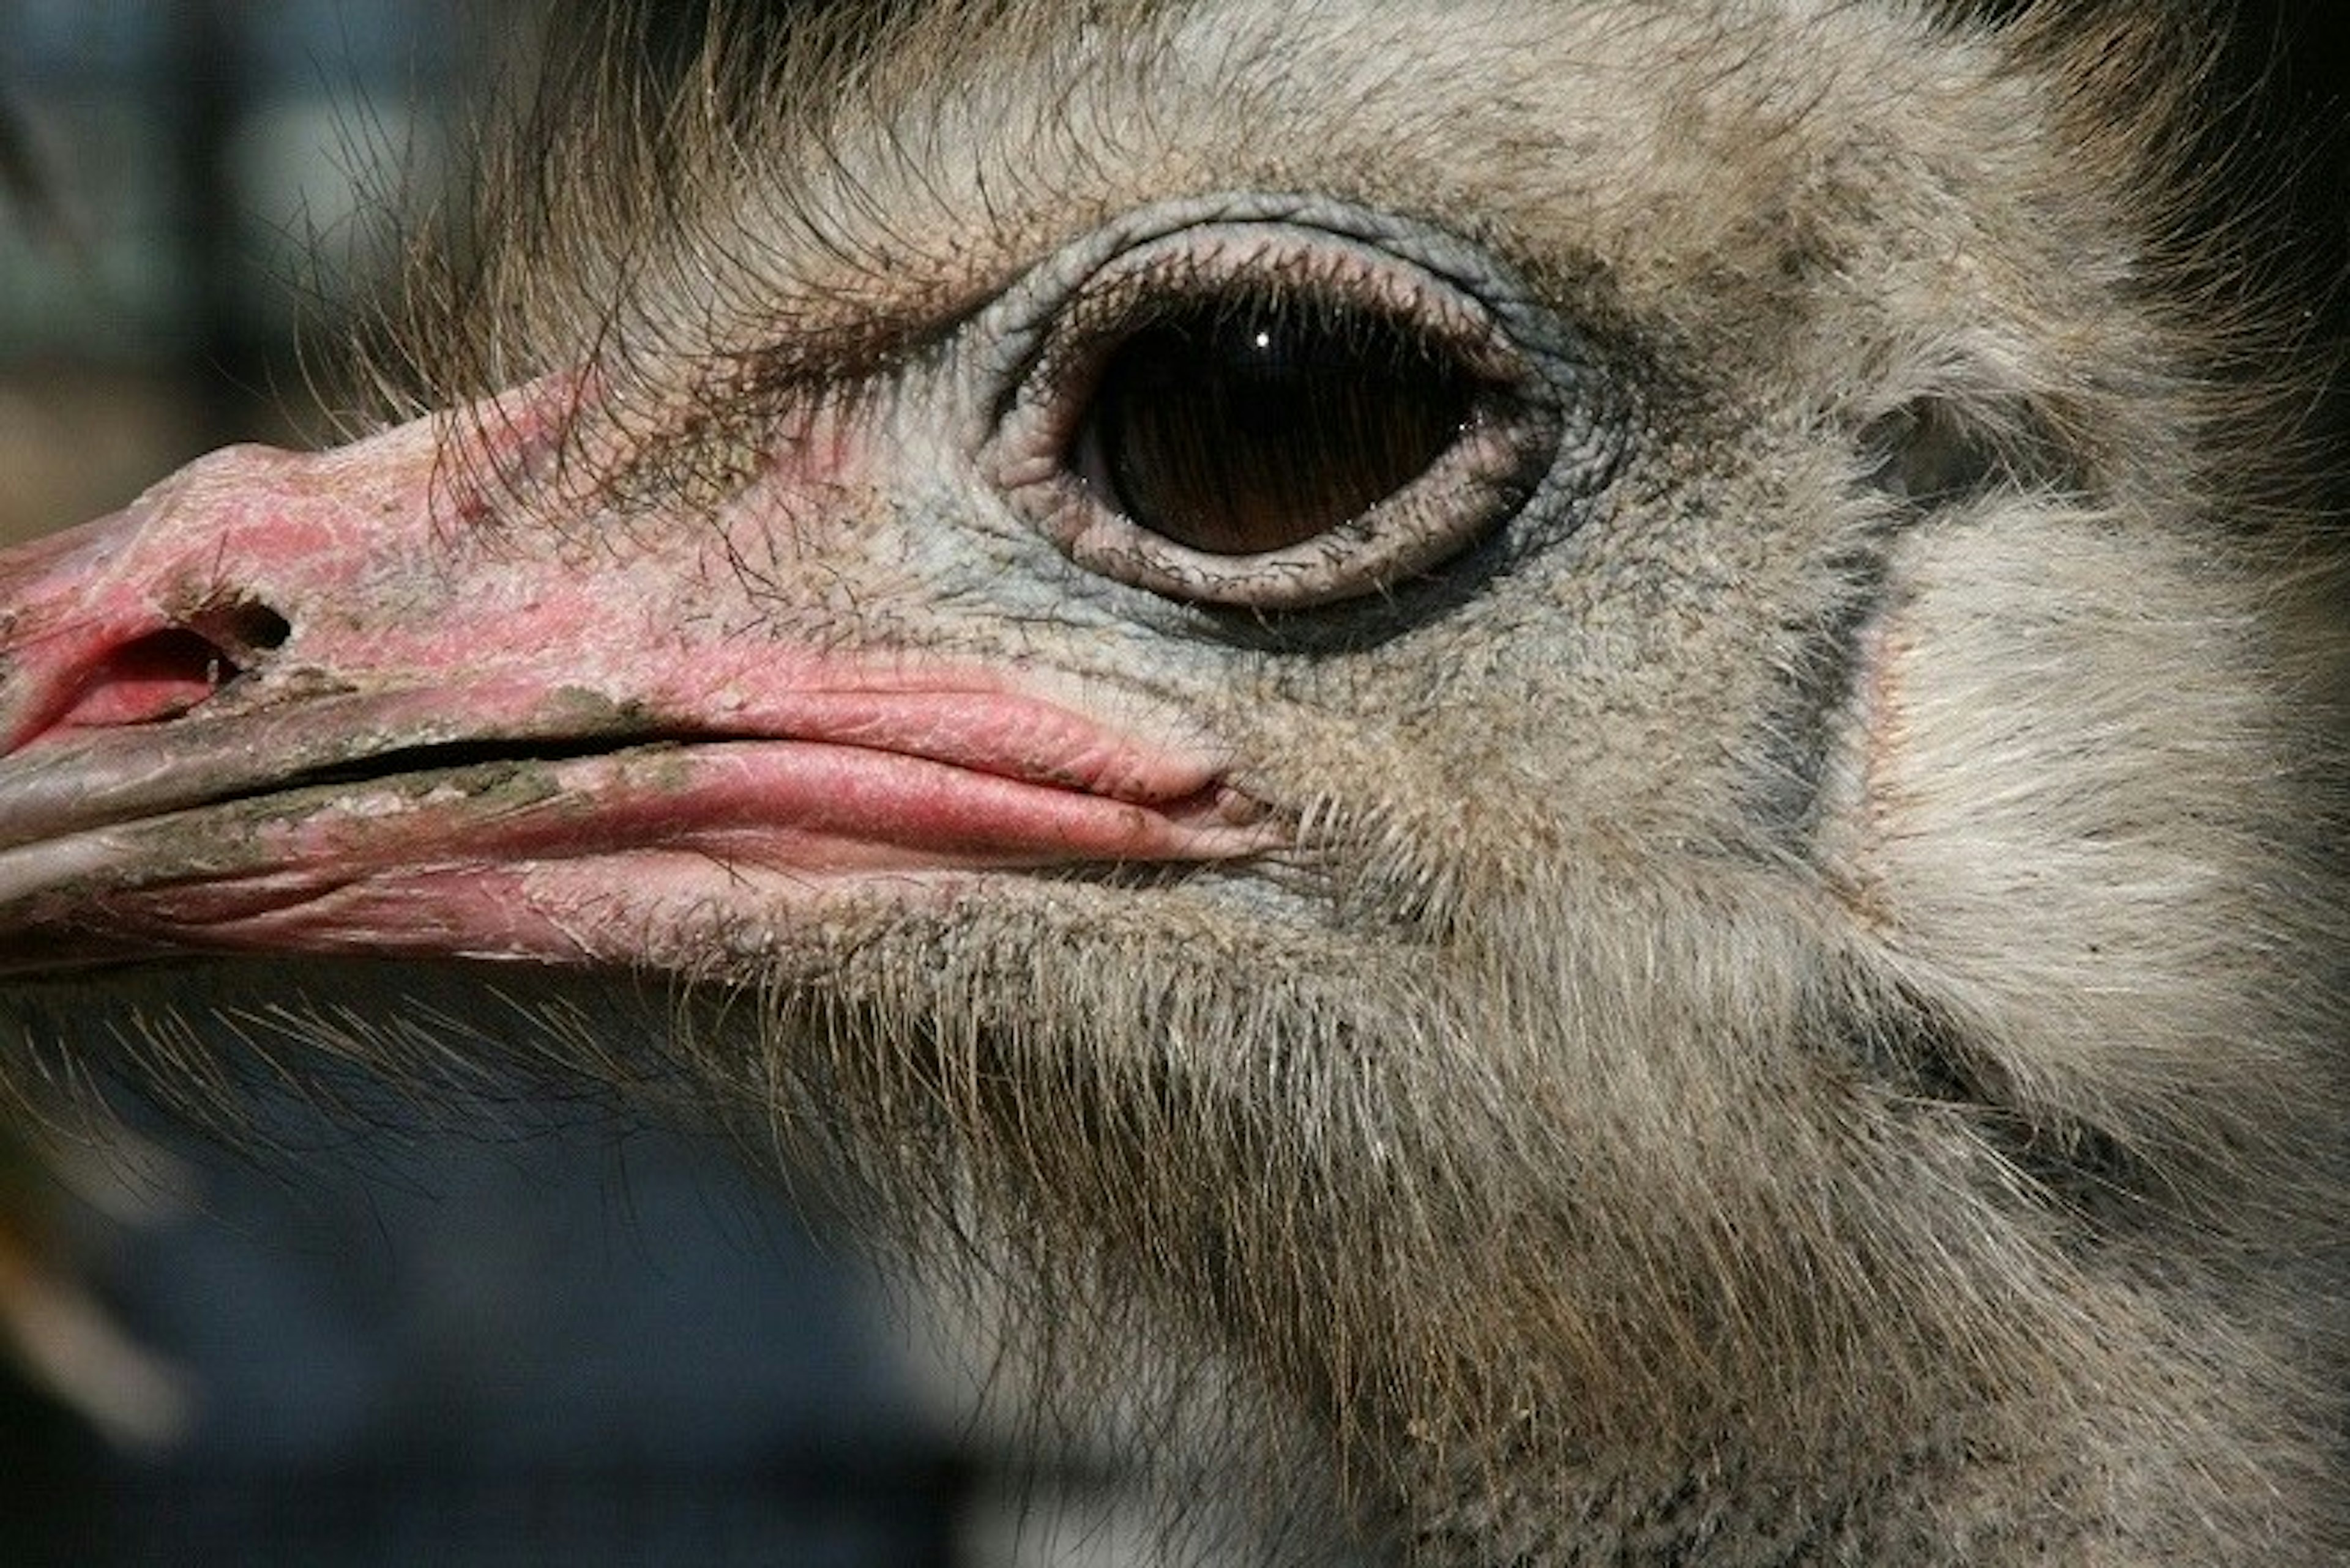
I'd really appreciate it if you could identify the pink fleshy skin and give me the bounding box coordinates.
[0,378,1277,969]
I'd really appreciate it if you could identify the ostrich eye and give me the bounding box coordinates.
[1073,294,1480,557]
[990,216,1565,612]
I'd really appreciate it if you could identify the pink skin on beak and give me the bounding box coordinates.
[0,379,1276,973]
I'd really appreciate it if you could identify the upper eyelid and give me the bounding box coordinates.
[965,193,1550,408]
[1027,242,1523,413]
[980,217,1546,477]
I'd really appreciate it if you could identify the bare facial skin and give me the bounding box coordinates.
[3,2,2347,1562]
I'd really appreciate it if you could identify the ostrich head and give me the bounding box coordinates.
[2,1,2345,1559]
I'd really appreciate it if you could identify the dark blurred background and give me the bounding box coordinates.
[0,0,492,544]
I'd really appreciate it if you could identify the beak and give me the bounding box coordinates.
[0,379,1274,973]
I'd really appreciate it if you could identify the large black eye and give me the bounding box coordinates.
[1078,294,1479,556]
[988,216,1567,611]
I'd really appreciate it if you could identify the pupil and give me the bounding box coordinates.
[1087,297,1475,556]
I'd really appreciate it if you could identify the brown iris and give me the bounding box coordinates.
[1080,293,1478,556]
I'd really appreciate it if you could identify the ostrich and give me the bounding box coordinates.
[1,0,2346,1561]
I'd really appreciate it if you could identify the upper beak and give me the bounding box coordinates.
[0,380,1275,973]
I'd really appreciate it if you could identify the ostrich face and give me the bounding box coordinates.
[0,1,2343,1558]
[0,6,2215,974]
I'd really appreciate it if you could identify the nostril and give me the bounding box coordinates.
[2,598,295,755]
[49,625,253,732]
[196,601,292,658]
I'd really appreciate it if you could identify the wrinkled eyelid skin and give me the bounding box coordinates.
[961,192,1607,610]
